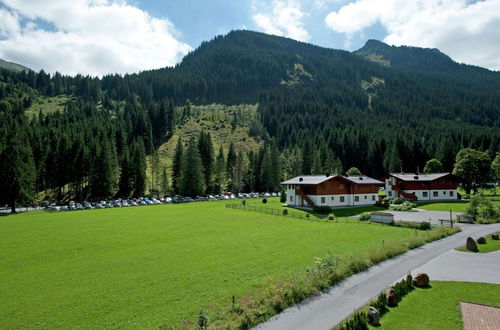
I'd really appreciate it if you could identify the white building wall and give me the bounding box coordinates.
[405,189,458,201]
[310,193,378,207]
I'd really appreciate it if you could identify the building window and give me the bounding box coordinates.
[449,191,454,196]
[388,191,392,197]
[331,196,334,201]
[372,195,375,201]
[443,191,446,195]
[290,196,293,202]
[354,196,359,202]
[364,195,367,199]
[423,191,428,197]
[321,197,325,204]
[340,196,345,203]
[433,191,438,197]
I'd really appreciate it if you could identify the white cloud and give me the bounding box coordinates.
[0,0,192,76]
[252,0,311,42]
[324,0,500,70]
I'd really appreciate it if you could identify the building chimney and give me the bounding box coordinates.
[325,173,330,177]
[299,177,303,182]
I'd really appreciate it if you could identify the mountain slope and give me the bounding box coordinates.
[0,58,30,72]
[354,39,495,75]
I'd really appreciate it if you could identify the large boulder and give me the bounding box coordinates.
[386,288,397,307]
[492,234,499,240]
[477,237,486,244]
[367,306,380,326]
[412,273,430,288]
[466,237,478,252]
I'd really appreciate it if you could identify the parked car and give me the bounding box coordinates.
[60,205,69,211]
[83,202,93,209]
[95,203,104,209]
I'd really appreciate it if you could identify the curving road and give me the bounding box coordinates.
[254,223,500,330]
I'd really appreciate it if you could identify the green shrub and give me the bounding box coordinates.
[262,198,267,204]
[392,274,414,302]
[282,209,288,215]
[198,308,209,329]
[313,205,332,214]
[392,197,403,205]
[359,212,371,221]
[339,310,368,330]
[280,190,287,203]
[372,292,388,316]
[375,199,390,208]
[419,221,431,230]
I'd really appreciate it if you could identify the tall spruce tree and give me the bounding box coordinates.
[131,138,147,197]
[198,130,214,193]
[214,146,226,194]
[179,137,206,197]
[172,137,184,194]
[0,120,35,212]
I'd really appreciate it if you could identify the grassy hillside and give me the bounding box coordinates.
[147,103,262,190]
[0,58,30,72]
[0,199,417,328]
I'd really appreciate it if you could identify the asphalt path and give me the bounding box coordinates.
[254,223,500,330]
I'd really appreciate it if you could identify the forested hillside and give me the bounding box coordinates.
[1,30,499,208]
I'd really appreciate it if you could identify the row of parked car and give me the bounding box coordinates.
[45,192,281,212]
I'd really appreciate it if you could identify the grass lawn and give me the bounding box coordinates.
[456,232,500,253]
[374,281,500,330]
[246,199,385,219]
[0,200,417,329]
[416,200,469,212]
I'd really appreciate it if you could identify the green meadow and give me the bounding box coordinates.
[375,281,500,329]
[1,200,418,328]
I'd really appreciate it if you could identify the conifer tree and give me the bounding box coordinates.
[198,130,214,193]
[214,146,227,194]
[131,138,147,197]
[0,120,35,212]
[312,151,323,174]
[179,137,206,197]
[172,137,184,194]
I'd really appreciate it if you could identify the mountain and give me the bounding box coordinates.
[0,30,499,203]
[0,58,30,72]
[354,39,494,75]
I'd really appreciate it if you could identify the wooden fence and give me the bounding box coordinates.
[225,203,326,222]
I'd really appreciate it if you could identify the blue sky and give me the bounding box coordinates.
[0,0,499,76]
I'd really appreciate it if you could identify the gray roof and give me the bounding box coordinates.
[389,172,451,182]
[345,175,384,185]
[281,174,337,185]
[281,174,383,185]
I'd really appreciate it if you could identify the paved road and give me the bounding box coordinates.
[254,223,500,330]
[414,249,500,284]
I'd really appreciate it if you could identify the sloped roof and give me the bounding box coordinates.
[389,172,451,182]
[281,175,337,185]
[281,174,383,185]
[345,175,384,185]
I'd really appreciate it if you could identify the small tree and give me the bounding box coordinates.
[492,152,500,183]
[280,188,287,203]
[452,148,491,194]
[423,158,443,173]
[346,167,362,176]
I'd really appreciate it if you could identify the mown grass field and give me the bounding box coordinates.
[0,199,418,329]
[416,200,469,212]
[247,199,385,219]
[374,281,500,329]
[456,232,500,253]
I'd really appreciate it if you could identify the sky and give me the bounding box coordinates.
[0,0,499,76]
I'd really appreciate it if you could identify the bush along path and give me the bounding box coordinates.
[337,273,421,329]
[183,226,459,329]
[254,223,500,330]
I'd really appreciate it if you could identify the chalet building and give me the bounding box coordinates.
[282,174,383,208]
[384,172,459,201]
